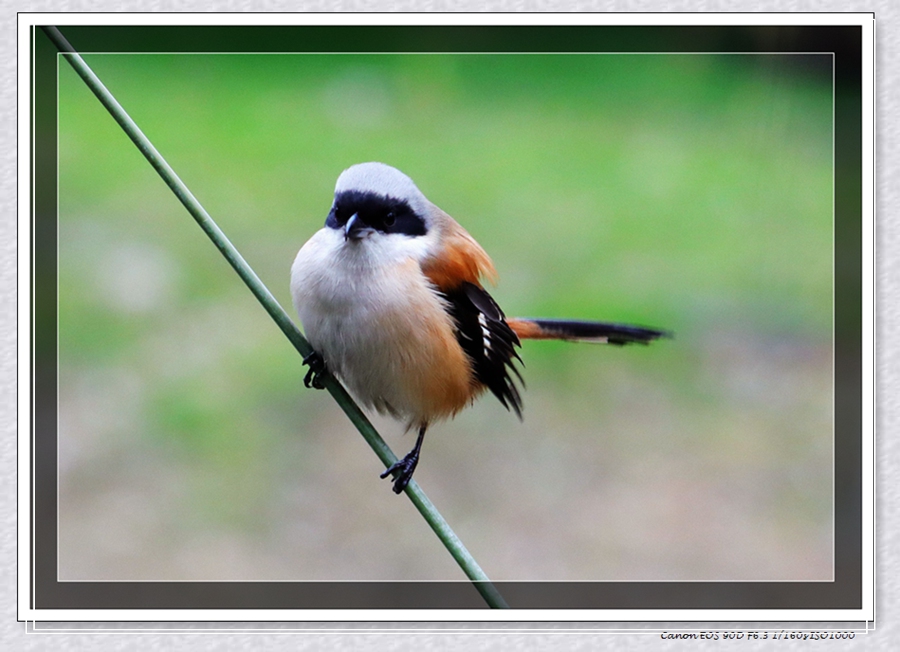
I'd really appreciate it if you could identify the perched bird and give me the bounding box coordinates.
[291,162,668,494]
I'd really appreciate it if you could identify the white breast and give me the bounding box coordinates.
[290,228,474,426]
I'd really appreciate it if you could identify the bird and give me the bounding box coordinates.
[291,162,669,494]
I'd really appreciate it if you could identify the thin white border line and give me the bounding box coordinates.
[25,626,871,637]
[831,50,837,582]
[59,579,846,583]
[26,619,875,624]
[55,35,61,596]
[47,51,836,600]
[45,51,860,612]
[62,51,837,56]
[18,608,874,623]
[860,10,877,626]
[20,12,874,627]
[54,48,838,586]
[30,24,37,617]
[15,11,877,28]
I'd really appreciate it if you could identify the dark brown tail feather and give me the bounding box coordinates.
[508,318,671,346]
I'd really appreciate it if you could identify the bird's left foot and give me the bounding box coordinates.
[302,351,328,389]
[380,450,420,494]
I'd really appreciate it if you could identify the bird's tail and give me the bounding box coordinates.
[507,317,671,346]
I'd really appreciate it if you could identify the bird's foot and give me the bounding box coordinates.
[380,450,420,494]
[302,351,328,389]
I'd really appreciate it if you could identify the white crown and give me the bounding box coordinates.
[335,162,430,218]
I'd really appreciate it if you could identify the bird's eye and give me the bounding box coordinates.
[383,211,396,227]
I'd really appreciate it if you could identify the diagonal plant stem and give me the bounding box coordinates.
[43,25,509,610]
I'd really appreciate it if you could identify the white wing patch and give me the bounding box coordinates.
[477,312,492,354]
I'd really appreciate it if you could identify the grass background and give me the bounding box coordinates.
[57,52,833,581]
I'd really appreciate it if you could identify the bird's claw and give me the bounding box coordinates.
[380,453,419,494]
[302,351,327,390]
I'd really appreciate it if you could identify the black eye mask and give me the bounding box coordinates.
[326,190,427,237]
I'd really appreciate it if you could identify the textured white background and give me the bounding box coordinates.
[5,2,893,650]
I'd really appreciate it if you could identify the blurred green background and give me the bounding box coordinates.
[57,53,833,581]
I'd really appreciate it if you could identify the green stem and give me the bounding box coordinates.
[44,25,508,610]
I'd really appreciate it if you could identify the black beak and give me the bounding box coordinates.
[344,213,365,241]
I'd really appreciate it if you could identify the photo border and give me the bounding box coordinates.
[18,13,875,623]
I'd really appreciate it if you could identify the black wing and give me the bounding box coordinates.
[440,282,524,418]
